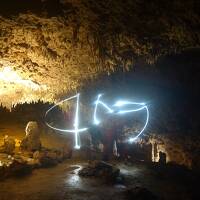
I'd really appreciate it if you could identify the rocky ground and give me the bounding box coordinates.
[0,121,73,180]
[0,148,71,180]
[0,121,199,199]
[0,159,199,200]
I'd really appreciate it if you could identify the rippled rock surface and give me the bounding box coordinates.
[78,161,120,181]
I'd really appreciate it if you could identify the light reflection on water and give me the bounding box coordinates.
[66,165,82,187]
[114,184,127,189]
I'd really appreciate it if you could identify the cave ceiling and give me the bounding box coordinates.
[0,0,199,107]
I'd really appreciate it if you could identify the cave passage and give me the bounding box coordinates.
[0,1,200,200]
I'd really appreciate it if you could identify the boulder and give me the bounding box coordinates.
[21,121,41,151]
[13,152,40,167]
[0,147,69,179]
[0,153,32,179]
[78,161,120,181]
[33,150,59,167]
[1,135,15,154]
[39,151,58,167]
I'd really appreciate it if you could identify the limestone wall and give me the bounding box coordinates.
[149,133,200,169]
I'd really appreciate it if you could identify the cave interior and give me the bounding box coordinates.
[0,1,199,200]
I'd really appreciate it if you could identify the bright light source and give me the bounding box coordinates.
[129,138,137,143]
[74,145,81,149]
[93,119,100,125]
[0,66,46,90]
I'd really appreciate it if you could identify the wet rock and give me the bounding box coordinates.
[0,146,69,179]
[0,135,15,154]
[13,154,28,164]
[26,158,40,166]
[0,157,32,179]
[33,150,62,167]
[47,151,58,160]
[21,121,41,151]
[39,152,58,167]
[6,160,32,177]
[125,187,159,200]
[78,161,120,181]
[13,152,40,167]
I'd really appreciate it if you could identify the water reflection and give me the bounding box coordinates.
[66,165,82,187]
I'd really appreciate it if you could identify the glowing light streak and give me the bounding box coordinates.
[94,95,149,142]
[74,93,81,149]
[45,93,87,149]
[114,100,145,107]
[45,93,149,149]
[93,94,113,125]
[117,106,146,114]
[114,100,149,142]
[126,105,149,142]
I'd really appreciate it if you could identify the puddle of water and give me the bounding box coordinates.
[65,165,82,187]
[67,174,81,187]
[114,184,127,189]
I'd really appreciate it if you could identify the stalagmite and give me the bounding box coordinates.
[21,121,41,151]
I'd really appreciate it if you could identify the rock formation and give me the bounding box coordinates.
[149,133,200,169]
[0,0,199,107]
[78,160,120,181]
[0,135,16,154]
[21,121,41,151]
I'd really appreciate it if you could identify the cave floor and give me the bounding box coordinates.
[0,159,197,200]
[0,122,198,200]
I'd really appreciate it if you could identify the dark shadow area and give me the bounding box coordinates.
[0,0,73,17]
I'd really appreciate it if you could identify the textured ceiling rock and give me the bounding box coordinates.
[0,0,199,107]
[0,13,98,107]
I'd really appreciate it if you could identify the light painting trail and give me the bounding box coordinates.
[113,100,149,142]
[45,93,149,149]
[93,94,114,125]
[45,93,87,149]
[93,95,149,143]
